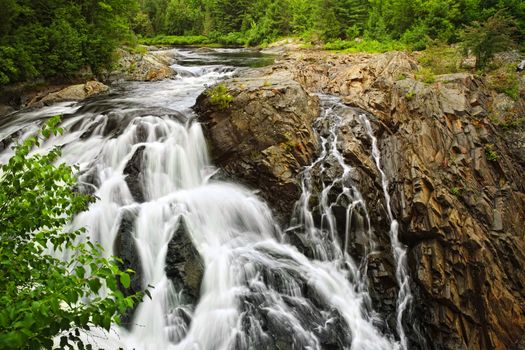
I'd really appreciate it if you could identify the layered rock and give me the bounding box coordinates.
[194,69,320,216]
[195,50,525,349]
[283,51,525,349]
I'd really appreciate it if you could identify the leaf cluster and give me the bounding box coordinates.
[0,117,141,349]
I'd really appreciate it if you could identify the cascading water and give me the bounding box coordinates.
[0,48,406,350]
[358,115,412,350]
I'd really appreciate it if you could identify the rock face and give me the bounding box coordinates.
[284,51,525,350]
[195,50,525,349]
[106,48,176,82]
[194,69,320,216]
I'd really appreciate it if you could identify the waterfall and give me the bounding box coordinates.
[358,116,412,350]
[0,48,404,350]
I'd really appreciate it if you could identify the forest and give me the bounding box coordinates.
[0,0,524,84]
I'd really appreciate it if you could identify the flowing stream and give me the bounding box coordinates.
[0,48,407,350]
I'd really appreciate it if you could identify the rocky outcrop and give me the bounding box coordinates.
[195,49,525,349]
[113,208,143,327]
[106,48,176,82]
[165,218,204,304]
[194,69,320,216]
[26,81,109,108]
[280,51,525,350]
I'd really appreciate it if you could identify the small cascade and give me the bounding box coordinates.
[358,115,412,350]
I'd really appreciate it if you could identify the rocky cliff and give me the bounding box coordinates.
[194,51,525,349]
[195,69,320,217]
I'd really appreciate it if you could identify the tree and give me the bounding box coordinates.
[460,10,518,68]
[0,117,140,349]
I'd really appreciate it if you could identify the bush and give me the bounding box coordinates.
[0,117,140,349]
[140,35,210,46]
[206,83,233,109]
[486,65,520,100]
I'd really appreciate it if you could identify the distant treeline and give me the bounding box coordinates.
[0,0,523,86]
[137,0,524,47]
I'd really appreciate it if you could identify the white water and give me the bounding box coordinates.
[358,116,412,350]
[0,48,404,349]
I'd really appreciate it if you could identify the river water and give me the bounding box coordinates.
[0,48,406,350]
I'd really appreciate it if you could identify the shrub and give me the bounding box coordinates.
[0,117,141,349]
[206,83,233,109]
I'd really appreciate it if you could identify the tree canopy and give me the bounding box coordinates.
[136,0,524,47]
[0,0,139,85]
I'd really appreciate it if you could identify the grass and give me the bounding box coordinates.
[415,67,436,84]
[484,144,499,162]
[206,83,233,109]
[324,39,407,53]
[417,45,462,75]
[486,64,520,100]
[139,35,211,46]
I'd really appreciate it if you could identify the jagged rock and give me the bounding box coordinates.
[206,50,525,349]
[281,50,525,350]
[113,208,143,327]
[194,69,320,217]
[123,146,146,203]
[165,217,204,304]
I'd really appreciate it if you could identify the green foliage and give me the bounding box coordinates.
[0,117,140,349]
[418,44,461,74]
[450,187,462,196]
[206,83,233,109]
[415,67,436,84]
[486,65,520,100]
[324,39,407,53]
[460,11,518,69]
[0,0,139,85]
[484,143,499,161]
[140,35,210,46]
[136,0,525,51]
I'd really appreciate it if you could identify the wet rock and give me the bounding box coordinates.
[123,146,146,203]
[165,217,204,304]
[194,69,320,218]
[279,50,525,350]
[113,208,143,327]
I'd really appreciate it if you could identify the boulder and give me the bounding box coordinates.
[194,69,320,217]
[28,81,108,107]
[113,208,143,327]
[165,217,204,304]
[106,48,176,82]
[123,146,146,203]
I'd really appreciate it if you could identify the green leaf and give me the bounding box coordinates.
[120,273,130,289]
